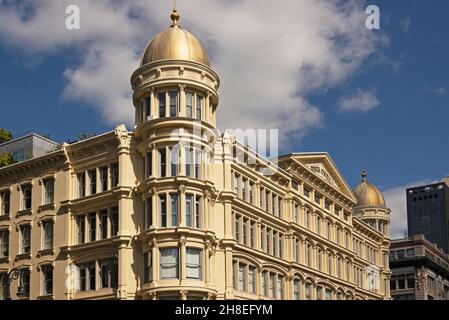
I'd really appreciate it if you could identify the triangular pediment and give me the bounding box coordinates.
[285,152,356,201]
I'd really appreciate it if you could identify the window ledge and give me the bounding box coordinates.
[0,257,10,264]
[0,214,10,222]
[16,209,33,217]
[15,252,32,261]
[38,203,56,213]
[37,248,55,257]
[38,294,54,300]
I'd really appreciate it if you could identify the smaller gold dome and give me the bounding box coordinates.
[141,10,210,67]
[353,171,386,207]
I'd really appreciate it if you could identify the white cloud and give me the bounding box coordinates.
[420,86,447,96]
[0,0,384,139]
[383,179,437,240]
[339,89,380,113]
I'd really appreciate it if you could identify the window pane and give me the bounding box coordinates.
[160,248,179,279]
[186,248,202,280]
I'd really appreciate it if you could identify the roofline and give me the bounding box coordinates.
[0,132,59,147]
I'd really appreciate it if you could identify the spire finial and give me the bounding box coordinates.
[170,1,180,28]
[361,170,368,182]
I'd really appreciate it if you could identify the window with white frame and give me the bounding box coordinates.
[160,248,179,279]
[0,191,10,216]
[42,220,54,250]
[20,225,31,254]
[186,248,202,280]
[0,230,8,258]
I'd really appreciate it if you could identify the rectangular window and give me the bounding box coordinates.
[194,149,201,179]
[0,272,8,300]
[99,209,108,240]
[170,147,178,176]
[315,194,321,205]
[144,252,152,283]
[44,180,55,205]
[243,220,248,246]
[398,275,405,289]
[238,263,246,292]
[277,277,284,300]
[272,194,277,215]
[325,289,332,300]
[145,199,152,230]
[21,225,31,254]
[110,163,119,188]
[269,273,275,298]
[42,220,54,250]
[186,194,193,228]
[110,207,119,237]
[390,275,396,290]
[242,178,247,201]
[0,191,10,215]
[250,222,255,248]
[294,279,300,300]
[146,152,152,178]
[42,265,53,295]
[170,193,179,227]
[235,215,241,243]
[186,248,202,280]
[99,258,118,289]
[316,287,323,300]
[160,248,179,279]
[99,167,108,192]
[169,91,178,117]
[88,170,97,195]
[158,92,166,118]
[21,269,30,298]
[249,182,255,204]
[262,272,267,296]
[0,230,9,258]
[186,92,193,118]
[303,187,310,198]
[196,96,202,121]
[185,147,192,177]
[305,283,311,300]
[88,213,96,242]
[260,188,264,208]
[407,274,415,289]
[160,194,167,227]
[146,96,152,120]
[249,267,256,294]
[195,196,202,229]
[159,148,166,178]
[407,248,415,257]
[261,227,265,252]
[77,215,85,244]
[22,185,32,210]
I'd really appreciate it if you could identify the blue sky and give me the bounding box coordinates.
[0,0,448,237]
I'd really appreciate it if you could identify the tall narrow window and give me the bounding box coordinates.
[277,276,284,299]
[88,213,96,242]
[185,147,192,177]
[159,148,166,178]
[99,258,118,289]
[22,185,32,210]
[250,222,255,248]
[158,92,166,118]
[186,92,193,118]
[170,146,178,176]
[44,179,55,205]
[88,170,97,195]
[145,198,152,230]
[110,207,119,237]
[110,163,119,188]
[144,252,152,283]
[0,272,8,300]
[238,263,246,292]
[249,182,255,204]
[99,209,108,240]
[160,194,167,227]
[294,279,300,300]
[0,191,10,216]
[242,178,247,201]
[235,215,240,242]
[42,220,54,250]
[269,273,275,298]
[305,283,311,300]
[194,149,201,179]
[249,267,257,294]
[146,96,152,120]
[99,167,108,192]
[146,152,152,178]
[186,194,193,228]
[42,265,53,296]
[169,91,178,117]
[186,248,202,280]
[160,248,179,279]
[78,173,86,198]
[0,230,9,258]
[77,215,85,244]
[170,193,179,227]
[195,196,202,229]
[21,225,31,254]
[262,271,267,296]
[196,96,202,121]
[21,269,31,298]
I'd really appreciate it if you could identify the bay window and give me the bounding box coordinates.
[186,248,202,280]
[169,91,178,117]
[160,248,179,279]
[158,92,166,118]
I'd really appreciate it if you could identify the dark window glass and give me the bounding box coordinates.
[158,92,166,118]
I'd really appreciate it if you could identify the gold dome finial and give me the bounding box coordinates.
[361,170,368,182]
[170,2,180,28]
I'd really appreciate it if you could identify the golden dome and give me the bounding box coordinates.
[353,171,386,207]
[141,10,210,67]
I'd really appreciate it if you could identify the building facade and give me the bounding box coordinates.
[0,9,391,300]
[407,179,449,253]
[390,234,449,300]
[0,133,59,164]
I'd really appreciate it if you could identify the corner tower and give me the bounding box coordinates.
[353,171,391,238]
